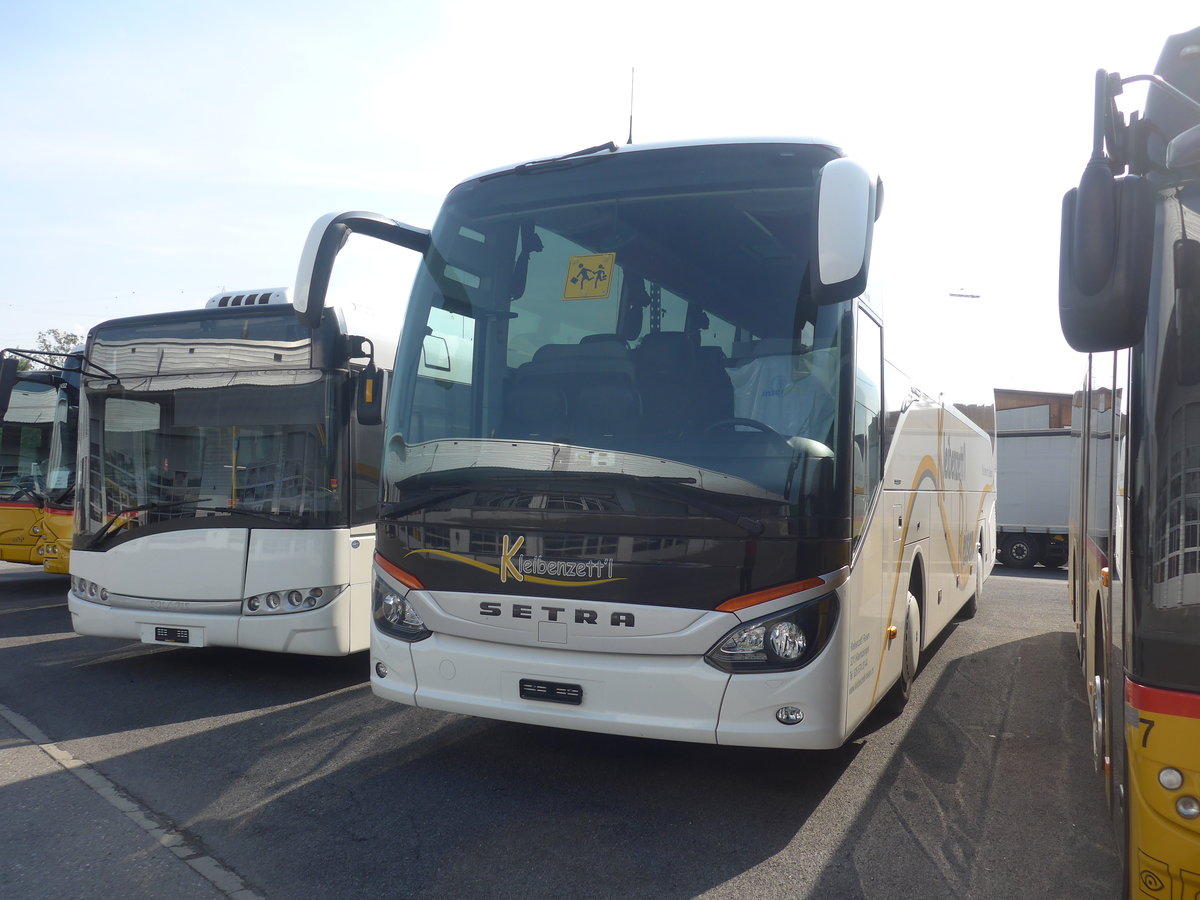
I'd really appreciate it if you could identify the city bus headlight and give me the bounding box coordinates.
[372,577,430,642]
[705,593,839,673]
[71,578,112,605]
[243,585,345,616]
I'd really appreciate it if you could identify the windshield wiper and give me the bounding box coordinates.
[480,142,617,180]
[380,488,478,520]
[634,477,764,536]
[86,500,305,548]
[85,498,204,548]
[189,506,306,526]
[383,470,763,535]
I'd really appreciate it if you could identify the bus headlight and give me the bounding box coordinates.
[372,576,430,642]
[243,585,345,616]
[1178,796,1200,820]
[72,578,112,606]
[705,593,839,673]
[1159,767,1184,791]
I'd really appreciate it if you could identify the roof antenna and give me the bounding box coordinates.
[627,67,635,145]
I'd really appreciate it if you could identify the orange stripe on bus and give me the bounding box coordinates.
[716,577,826,612]
[375,552,425,590]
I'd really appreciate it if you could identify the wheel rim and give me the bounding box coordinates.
[1091,673,1105,770]
[902,604,917,693]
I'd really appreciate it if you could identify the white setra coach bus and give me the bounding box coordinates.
[293,138,996,746]
[68,288,390,656]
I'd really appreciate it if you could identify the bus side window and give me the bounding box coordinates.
[854,309,883,542]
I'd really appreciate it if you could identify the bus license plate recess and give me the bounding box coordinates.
[519,679,583,705]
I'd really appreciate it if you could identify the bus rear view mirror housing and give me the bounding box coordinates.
[356,362,385,427]
[1166,122,1200,170]
[811,158,879,306]
[1058,167,1154,352]
[293,211,431,330]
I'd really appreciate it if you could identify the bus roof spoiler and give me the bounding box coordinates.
[293,211,431,330]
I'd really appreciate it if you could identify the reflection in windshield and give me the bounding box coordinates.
[388,142,847,530]
[80,378,348,540]
[0,380,57,501]
[43,391,77,506]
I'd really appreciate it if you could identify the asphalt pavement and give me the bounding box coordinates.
[0,562,252,899]
[0,559,1119,899]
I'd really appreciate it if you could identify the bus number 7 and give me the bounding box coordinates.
[1137,717,1156,748]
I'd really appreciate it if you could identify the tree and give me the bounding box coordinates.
[35,329,83,355]
[11,329,84,371]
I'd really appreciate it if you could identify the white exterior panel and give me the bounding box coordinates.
[72,529,250,600]
[69,526,374,655]
[995,431,1074,532]
[374,630,731,744]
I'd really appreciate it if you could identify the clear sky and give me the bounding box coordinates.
[3,1,1196,404]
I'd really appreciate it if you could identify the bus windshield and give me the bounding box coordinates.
[79,373,350,545]
[387,142,850,538]
[1,378,57,501]
[43,387,77,508]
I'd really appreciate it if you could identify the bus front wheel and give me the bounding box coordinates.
[881,592,921,715]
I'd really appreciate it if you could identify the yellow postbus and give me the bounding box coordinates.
[0,350,80,572]
[1059,26,1200,898]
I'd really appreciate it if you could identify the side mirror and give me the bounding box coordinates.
[1167,122,1200,170]
[811,158,878,306]
[294,210,432,329]
[0,356,18,419]
[356,362,385,427]
[1058,168,1155,352]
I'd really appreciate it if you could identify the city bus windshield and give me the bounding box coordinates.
[78,373,350,546]
[43,387,77,508]
[0,378,57,501]
[386,142,850,537]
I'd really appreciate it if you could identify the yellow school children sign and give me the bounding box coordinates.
[563,253,615,300]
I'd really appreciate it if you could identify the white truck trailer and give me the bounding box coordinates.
[994,390,1075,568]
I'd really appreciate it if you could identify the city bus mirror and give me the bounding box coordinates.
[356,362,385,427]
[0,356,17,418]
[1058,171,1154,352]
[1166,123,1200,170]
[1069,159,1116,295]
[811,158,876,306]
[1175,238,1200,385]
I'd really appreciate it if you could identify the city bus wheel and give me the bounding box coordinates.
[958,551,983,620]
[881,592,920,715]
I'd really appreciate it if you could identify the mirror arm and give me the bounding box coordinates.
[294,211,431,329]
[1120,73,1200,116]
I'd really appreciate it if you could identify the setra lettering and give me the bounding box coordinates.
[477,602,634,627]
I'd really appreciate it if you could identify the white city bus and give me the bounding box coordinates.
[68,288,390,656]
[295,139,996,746]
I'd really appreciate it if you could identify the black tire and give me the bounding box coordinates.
[999,534,1040,568]
[881,592,920,715]
[958,551,982,619]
